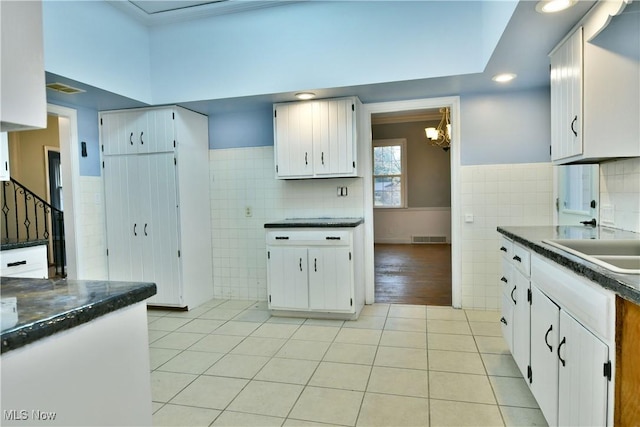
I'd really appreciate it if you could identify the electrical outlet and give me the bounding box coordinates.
[337,186,348,197]
[245,206,252,217]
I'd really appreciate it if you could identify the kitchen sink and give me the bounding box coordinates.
[543,239,640,274]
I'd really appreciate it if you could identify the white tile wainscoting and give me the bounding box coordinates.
[77,148,639,312]
[209,147,364,300]
[459,163,554,309]
[78,176,108,279]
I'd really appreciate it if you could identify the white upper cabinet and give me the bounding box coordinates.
[0,0,47,132]
[101,109,176,156]
[274,97,361,179]
[550,1,640,164]
[550,28,583,161]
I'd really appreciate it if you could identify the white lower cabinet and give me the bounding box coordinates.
[530,284,610,426]
[500,235,614,426]
[499,237,530,380]
[0,245,48,278]
[266,226,363,318]
[267,247,309,310]
[530,285,560,424]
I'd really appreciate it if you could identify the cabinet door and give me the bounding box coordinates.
[142,109,175,154]
[530,285,560,426]
[550,28,583,161]
[557,310,609,427]
[308,247,352,311]
[138,153,181,305]
[512,270,531,379]
[103,156,143,281]
[274,103,313,178]
[267,247,309,310]
[501,292,515,355]
[312,99,355,177]
[101,111,146,155]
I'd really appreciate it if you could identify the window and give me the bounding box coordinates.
[373,139,406,208]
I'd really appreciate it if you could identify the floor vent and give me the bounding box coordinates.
[412,236,447,244]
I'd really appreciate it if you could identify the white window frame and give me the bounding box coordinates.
[372,138,407,209]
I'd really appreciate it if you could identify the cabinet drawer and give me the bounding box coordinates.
[0,245,48,278]
[267,230,351,246]
[499,237,513,259]
[512,244,531,277]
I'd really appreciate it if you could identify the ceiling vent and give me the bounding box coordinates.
[46,82,86,95]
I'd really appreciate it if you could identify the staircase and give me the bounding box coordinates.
[1,178,66,277]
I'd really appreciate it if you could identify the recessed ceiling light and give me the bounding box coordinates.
[535,0,576,14]
[492,73,517,83]
[295,92,315,100]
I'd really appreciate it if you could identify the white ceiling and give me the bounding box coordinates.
[48,0,597,115]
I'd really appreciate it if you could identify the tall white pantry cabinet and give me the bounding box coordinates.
[99,106,213,309]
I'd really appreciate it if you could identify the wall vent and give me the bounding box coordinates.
[411,236,447,244]
[46,82,86,95]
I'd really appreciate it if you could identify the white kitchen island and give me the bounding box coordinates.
[0,277,156,426]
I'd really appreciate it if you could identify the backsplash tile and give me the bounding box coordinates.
[599,157,640,233]
[209,146,364,300]
[460,163,554,310]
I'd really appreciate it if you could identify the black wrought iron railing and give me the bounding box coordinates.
[1,178,66,277]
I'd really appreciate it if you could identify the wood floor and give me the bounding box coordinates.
[375,243,452,306]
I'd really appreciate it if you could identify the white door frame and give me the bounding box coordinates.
[362,96,462,308]
[47,103,81,279]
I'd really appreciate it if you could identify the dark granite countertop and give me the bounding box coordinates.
[0,277,156,354]
[497,226,640,305]
[1,238,49,251]
[264,218,364,228]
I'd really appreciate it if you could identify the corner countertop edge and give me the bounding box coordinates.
[497,226,640,305]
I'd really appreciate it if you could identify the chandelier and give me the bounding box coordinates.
[425,107,451,151]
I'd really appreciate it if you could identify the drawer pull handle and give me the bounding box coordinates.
[558,337,566,366]
[130,132,134,145]
[570,115,578,137]
[511,286,517,304]
[500,246,507,252]
[314,258,317,272]
[500,277,508,283]
[299,258,302,271]
[513,255,522,263]
[140,131,144,145]
[545,325,553,352]
[326,236,341,240]
[275,236,289,240]
[7,260,27,267]
[500,317,507,325]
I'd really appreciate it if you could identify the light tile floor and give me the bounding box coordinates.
[148,300,548,427]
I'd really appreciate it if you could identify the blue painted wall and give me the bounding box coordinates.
[50,101,101,177]
[460,88,551,165]
[209,107,273,149]
[149,1,515,105]
[50,87,552,170]
[43,0,152,103]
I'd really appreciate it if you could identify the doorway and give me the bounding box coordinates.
[370,112,452,305]
[45,147,66,276]
[361,97,462,308]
